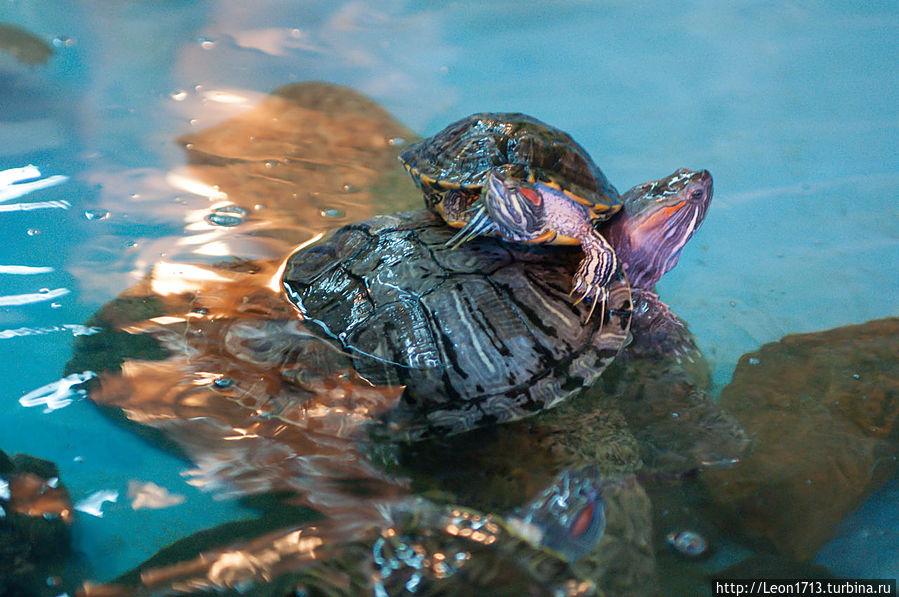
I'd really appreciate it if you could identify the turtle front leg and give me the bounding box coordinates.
[571,230,619,321]
[446,168,539,247]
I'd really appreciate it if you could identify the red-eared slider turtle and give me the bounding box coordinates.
[399,113,622,319]
[282,213,631,441]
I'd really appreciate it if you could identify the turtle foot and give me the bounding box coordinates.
[570,232,619,323]
[570,256,618,324]
[570,274,609,324]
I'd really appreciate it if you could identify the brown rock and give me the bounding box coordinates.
[0,23,53,66]
[177,82,419,242]
[0,450,73,596]
[703,317,899,560]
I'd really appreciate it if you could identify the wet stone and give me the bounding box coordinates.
[702,317,899,561]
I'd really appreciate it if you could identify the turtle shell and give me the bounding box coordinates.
[399,113,621,221]
[283,209,631,439]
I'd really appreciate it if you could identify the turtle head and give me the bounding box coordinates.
[604,168,712,290]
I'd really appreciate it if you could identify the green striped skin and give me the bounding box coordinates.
[283,210,632,440]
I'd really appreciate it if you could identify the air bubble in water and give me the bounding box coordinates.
[206,214,242,227]
[666,530,709,559]
[27,229,40,236]
[213,377,234,389]
[205,205,249,227]
[52,36,75,48]
[320,208,346,219]
[84,209,109,221]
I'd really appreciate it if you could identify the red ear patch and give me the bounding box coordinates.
[520,187,542,206]
[570,502,596,538]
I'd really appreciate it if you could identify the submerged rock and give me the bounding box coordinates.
[0,450,73,597]
[0,23,53,66]
[703,317,899,560]
[177,81,420,241]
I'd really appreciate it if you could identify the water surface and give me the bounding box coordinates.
[1,0,896,587]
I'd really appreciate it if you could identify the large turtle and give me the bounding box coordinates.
[399,113,623,318]
[70,168,722,597]
[70,163,730,597]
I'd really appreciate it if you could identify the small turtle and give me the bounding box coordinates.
[399,113,622,319]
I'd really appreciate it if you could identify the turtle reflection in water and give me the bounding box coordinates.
[68,106,744,596]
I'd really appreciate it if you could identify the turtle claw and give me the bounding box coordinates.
[585,286,608,324]
[576,286,609,324]
[446,204,495,248]
[571,264,612,323]
[570,232,618,323]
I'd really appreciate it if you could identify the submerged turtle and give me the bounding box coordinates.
[399,113,623,318]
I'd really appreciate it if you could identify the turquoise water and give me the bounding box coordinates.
[1,0,897,588]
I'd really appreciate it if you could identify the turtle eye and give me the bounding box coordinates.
[690,189,704,201]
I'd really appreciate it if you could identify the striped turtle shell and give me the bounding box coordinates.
[283,209,631,440]
[399,113,622,224]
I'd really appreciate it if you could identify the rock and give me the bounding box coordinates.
[703,317,899,560]
[0,24,53,66]
[0,450,73,597]
[177,81,419,240]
